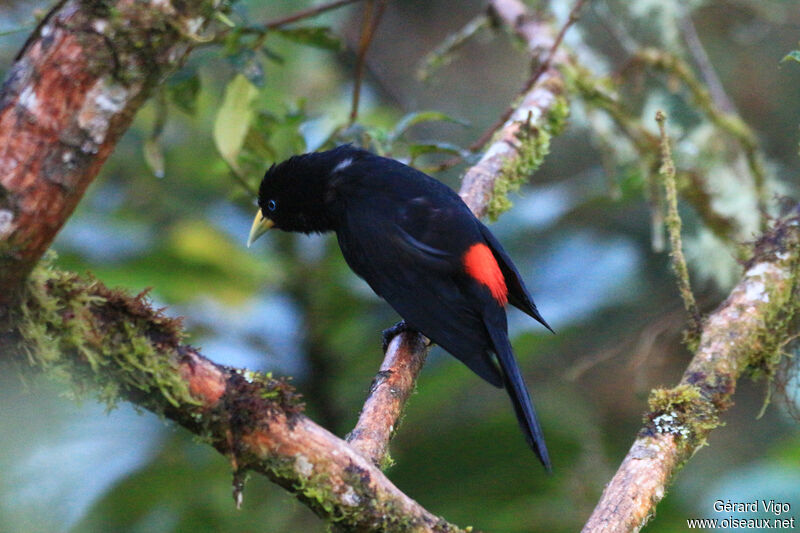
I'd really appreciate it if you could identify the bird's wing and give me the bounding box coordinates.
[337,199,503,387]
[477,222,552,332]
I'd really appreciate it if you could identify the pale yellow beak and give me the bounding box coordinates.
[247,209,275,247]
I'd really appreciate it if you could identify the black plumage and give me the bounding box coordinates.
[249,145,553,470]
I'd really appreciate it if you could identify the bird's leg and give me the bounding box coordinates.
[381,320,414,352]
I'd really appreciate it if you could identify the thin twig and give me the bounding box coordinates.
[349,0,387,124]
[264,0,365,30]
[631,49,770,231]
[210,0,365,45]
[416,13,490,82]
[679,12,735,114]
[645,157,666,253]
[469,0,589,153]
[656,110,702,345]
[430,0,588,174]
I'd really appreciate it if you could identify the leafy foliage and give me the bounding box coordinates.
[214,74,260,175]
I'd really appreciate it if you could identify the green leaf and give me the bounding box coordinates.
[143,138,165,179]
[243,108,308,163]
[407,141,468,159]
[389,111,468,143]
[143,89,167,178]
[260,46,285,65]
[214,74,259,172]
[215,11,236,28]
[275,26,342,51]
[781,50,800,64]
[167,70,201,115]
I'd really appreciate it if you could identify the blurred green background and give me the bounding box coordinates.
[1,1,799,532]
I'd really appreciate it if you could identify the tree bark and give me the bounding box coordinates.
[8,265,463,532]
[582,212,800,532]
[0,0,217,307]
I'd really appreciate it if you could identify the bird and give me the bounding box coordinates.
[248,145,553,470]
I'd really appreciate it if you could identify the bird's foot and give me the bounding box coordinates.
[382,320,412,352]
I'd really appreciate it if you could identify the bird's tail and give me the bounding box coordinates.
[485,316,551,471]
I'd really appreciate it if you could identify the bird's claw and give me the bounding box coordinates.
[382,320,410,352]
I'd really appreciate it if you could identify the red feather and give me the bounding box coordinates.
[463,243,508,305]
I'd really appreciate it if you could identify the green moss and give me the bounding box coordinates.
[741,226,800,394]
[643,384,721,455]
[742,283,800,417]
[656,111,702,348]
[252,454,462,532]
[379,451,396,471]
[75,0,219,84]
[545,93,570,136]
[486,94,569,220]
[11,261,461,530]
[14,259,197,413]
[638,216,800,464]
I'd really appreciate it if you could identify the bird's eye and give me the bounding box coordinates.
[267,199,277,212]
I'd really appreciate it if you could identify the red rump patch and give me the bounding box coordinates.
[463,243,508,305]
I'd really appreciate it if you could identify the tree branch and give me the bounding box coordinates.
[347,331,430,467]
[349,0,387,124]
[656,111,702,343]
[565,61,746,252]
[0,1,465,528]
[5,264,463,532]
[460,0,569,221]
[582,211,800,532]
[263,0,365,30]
[467,0,586,154]
[0,0,219,308]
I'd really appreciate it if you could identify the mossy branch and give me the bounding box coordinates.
[656,111,702,346]
[0,0,225,306]
[634,49,770,229]
[4,261,464,533]
[347,332,431,469]
[459,0,572,220]
[582,211,800,532]
[564,61,745,252]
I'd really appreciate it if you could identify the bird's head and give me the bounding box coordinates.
[247,145,365,246]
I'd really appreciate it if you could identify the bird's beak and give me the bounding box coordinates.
[247,209,275,247]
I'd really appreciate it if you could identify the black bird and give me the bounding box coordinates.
[248,145,553,470]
